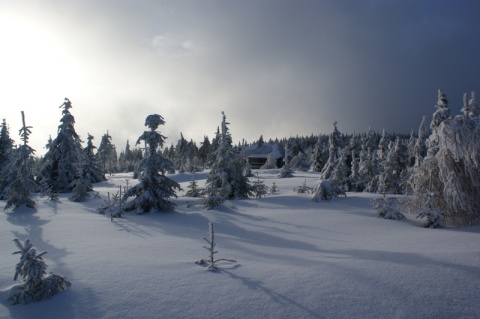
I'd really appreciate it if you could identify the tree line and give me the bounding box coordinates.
[1,90,479,226]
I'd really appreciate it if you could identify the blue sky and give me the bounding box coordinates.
[1,0,479,154]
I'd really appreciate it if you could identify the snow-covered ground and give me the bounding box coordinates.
[1,170,479,319]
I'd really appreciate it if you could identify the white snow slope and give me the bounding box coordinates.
[1,170,479,319]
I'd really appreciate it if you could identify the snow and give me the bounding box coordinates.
[1,170,480,319]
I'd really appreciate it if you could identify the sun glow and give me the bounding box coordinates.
[0,14,78,110]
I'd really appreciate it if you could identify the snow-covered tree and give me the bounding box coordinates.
[319,121,341,180]
[309,134,325,172]
[68,152,95,202]
[270,182,279,194]
[377,137,408,194]
[4,112,39,210]
[122,114,181,213]
[8,238,71,304]
[0,118,14,199]
[251,174,268,198]
[312,179,335,201]
[174,132,188,172]
[278,162,294,178]
[359,146,379,192]
[97,131,116,175]
[371,194,404,220]
[201,112,252,208]
[197,136,211,169]
[185,178,201,197]
[260,153,277,169]
[195,222,236,271]
[413,116,428,167]
[330,148,350,193]
[349,150,361,191]
[410,89,480,226]
[416,191,445,228]
[83,134,106,183]
[376,129,390,162]
[37,98,83,193]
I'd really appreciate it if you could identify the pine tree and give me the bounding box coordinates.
[4,112,39,210]
[195,222,236,271]
[201,112,252,208]
[185,178,201,197]
[83,134,106,183]
[377,137,408,194]
[409,89,480,226]
[198,136,211,169]
[413,116,428,167]
[0,118,14,199]
[8,238,71,304]
[122,114,181,213]
[251,173,268,198]
[371,194,404,220]
[37,98,83,193]
[319,121,341,180]
[330,148,350,194]
[97,131,116,175]
[309,134,325,172]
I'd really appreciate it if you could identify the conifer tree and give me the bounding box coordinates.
[8,238,71,304]
[37,98,83,193]
[409,89,480,226]
[376,129,390,162]
[377,137,408,194]
[97,131,116,175]
[309,134,325,172]
[319,121,341,180]
[4,112,39,210]
[413,116,428,167]
[83,134,106,183]
[122,114,181,213]
[185,178,200,197]
[330,148,350,193]
[174,132,188,172]
[251,173,268,198]
[0,118,14,199]
[198,136,211,169]
[201,112,252,208]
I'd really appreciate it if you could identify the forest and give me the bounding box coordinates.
[1,89,479,227]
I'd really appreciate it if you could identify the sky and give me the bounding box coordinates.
[1,0,480,155]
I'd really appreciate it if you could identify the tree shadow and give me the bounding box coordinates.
[218,269,326,318]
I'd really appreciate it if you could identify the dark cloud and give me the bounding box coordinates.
[1,0,480,153]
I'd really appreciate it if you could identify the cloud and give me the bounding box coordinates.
[151,33,198,55]
[2,0,480,155]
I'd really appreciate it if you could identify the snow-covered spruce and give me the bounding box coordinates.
[312,178,346,201]
[201,112,252,208]
[0,118,14,199]
[416,191,445,228]
[97,131,117,175]
[37,98,83,193]
[4,112,39,211]
[122,114,181,213]
[410,90,480,226]
[185,178,201,197]
[371,194,404,220]
[251,174,268,198]
[195,222,236,271]
[278,162,294,178]
[8,239,71,305]
[68,162,94,202]
[83,133,106,184]
[270,182,279,194]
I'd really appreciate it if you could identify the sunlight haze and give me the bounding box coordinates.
[1,0,479,155]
